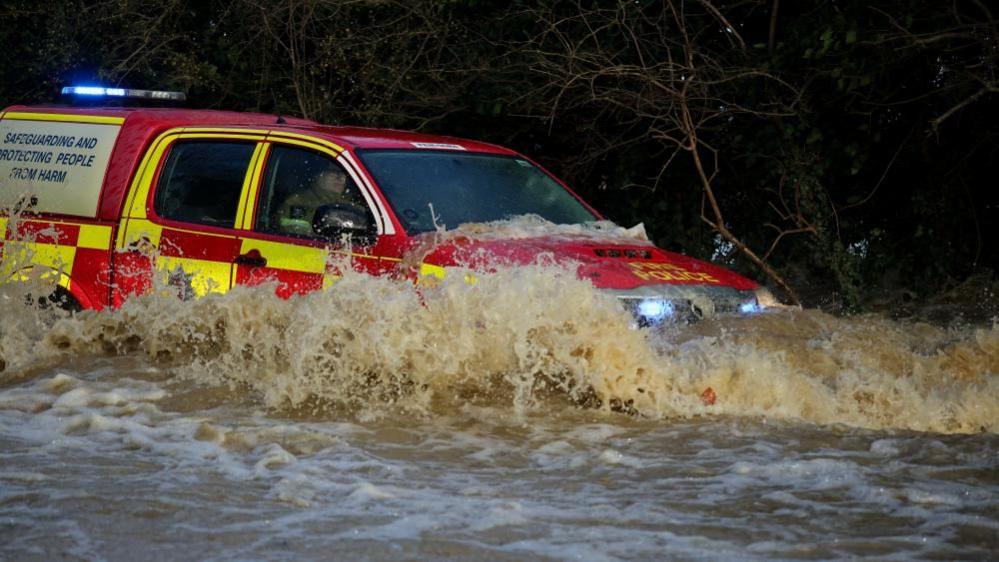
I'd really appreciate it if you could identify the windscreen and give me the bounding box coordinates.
[357,150,597,233]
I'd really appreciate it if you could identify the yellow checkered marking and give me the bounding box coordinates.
[0,215,115,300]
[119,218,232,298]
[417,263,478,286]
[158,256,231,297]
[239,239,326,274]
[77,224,113,250]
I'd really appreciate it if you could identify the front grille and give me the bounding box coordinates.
[607,284,758,325]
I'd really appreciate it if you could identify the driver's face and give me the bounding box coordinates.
[315,171,346,195]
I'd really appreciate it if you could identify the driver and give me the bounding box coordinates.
[276,168,351,235]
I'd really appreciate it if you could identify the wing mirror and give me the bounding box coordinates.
[312,204,374,240]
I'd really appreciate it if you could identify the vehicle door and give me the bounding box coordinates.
[232,137,388,297]
[113,130,266,303]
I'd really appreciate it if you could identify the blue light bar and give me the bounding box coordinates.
[61,86,186,101]
[739,300,761,314]
[66,86,108,96]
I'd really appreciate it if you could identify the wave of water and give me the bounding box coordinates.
[2,263,996,434]
[1,359,996,560]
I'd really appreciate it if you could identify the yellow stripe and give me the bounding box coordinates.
[117,131,172,229]
[233,144,261,230]
[168,132,266,141]
[0,216,7,237]
[77,224,113,250]
[267,136,341,157]
[121,218,163,248]
[268,131,344,154]
[3,111,125,125]
[236,144,268,230]
[184,127,270,135]
[245,144,268,229]
[119,132,177,224]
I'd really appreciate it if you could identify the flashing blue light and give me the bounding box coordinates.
[61,86,186,101]
[739,300,761,314]
[65,86,108,96]
[638,299,674,322]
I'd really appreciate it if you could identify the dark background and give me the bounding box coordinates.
[3,0,996,311]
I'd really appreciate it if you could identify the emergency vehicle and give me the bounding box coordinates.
[0,87,776,323]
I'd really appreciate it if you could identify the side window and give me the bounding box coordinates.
[256,144,372,238]
[154,141,255,228]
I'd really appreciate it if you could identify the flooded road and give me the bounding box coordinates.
[1,267,997,560]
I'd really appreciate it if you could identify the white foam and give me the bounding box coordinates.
[597,448,644,468]
[348,481,396,501]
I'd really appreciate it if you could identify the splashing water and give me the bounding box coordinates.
[2,260,997,433]
[1,227,997,559]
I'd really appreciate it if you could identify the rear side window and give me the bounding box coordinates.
[154,141,255,227]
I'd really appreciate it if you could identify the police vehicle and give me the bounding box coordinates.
[0,86,777,323]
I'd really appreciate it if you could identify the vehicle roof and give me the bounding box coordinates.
[2,105,514,154]
[1,104,521,222]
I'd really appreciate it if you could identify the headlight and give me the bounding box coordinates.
[637,298,674,324]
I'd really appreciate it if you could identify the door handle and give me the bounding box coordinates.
[234,249,267,268]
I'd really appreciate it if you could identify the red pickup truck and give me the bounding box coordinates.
[0,88,773,323]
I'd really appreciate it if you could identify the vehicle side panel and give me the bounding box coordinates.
[0,216,115,309]
[0,109,124,309]
[112,129,266,304]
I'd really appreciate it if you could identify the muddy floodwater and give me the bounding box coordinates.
[1,266,997,560]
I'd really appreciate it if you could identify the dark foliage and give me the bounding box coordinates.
[2,0,995,309]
